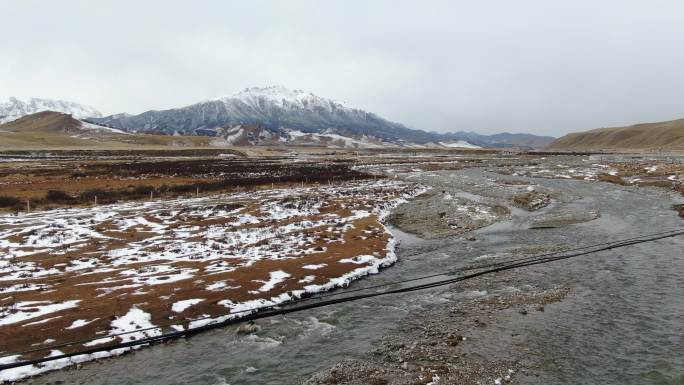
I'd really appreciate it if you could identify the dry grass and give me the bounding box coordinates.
[0,180,421,363]
[0,157,371,210]
[550,118,684,150]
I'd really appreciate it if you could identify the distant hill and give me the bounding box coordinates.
[549,118,684,150]
[0,97,101,124]
[0,111,214,149]
[90,86,554,149]
[449,131,556,149]
[0,111,125,134]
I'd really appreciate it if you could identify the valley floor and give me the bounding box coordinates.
[1,151,682,384]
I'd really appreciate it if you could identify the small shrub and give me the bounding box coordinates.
[132,185,155,195]
[0,196,21,208]
[79,188,119,203]
[169,184,196,193]
[79,189,107,200]
[45,190,74,202]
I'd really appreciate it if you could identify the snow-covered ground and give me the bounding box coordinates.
[0,179,426,381]
[500,161,683,184]
[502,162,618,180]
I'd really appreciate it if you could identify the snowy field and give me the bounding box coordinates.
[0,180,425,381]
[500,162,619,180]
[499,161,683,185]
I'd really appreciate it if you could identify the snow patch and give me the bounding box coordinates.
[254,271,291,292]
[171,299,203,313]
[0,301,80,326]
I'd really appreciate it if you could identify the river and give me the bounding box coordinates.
[23,167,684,385]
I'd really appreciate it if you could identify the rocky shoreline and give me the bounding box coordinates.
[302,272,570,385]
[301,157,683,385]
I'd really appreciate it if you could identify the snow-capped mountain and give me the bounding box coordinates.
[0,97,102,124]
[89,86,554,148]
[90,86,433,142]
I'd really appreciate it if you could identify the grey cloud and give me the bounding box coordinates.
[1,0,683,136]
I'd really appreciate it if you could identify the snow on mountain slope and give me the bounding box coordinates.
[210,124,386,148]
[220,86,356,112]
[80,121,129,135]
[90,86,432,142]
[285,129,385,148]
[438,140,481,149]
[210,125,284,146]
[0,97,102,124]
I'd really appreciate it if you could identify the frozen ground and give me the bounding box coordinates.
[0,180,425,381]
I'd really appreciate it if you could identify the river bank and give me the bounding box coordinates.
[302,165,684,385]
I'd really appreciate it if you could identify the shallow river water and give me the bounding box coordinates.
[23,168,684,385]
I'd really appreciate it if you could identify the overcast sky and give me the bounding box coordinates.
[1,0,684,136]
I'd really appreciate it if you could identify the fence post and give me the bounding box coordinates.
[26,200,30,213]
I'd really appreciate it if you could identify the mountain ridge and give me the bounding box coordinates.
[89,86,555,149]
[1,88,556,149]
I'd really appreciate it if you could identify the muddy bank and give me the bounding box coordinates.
[387,170,569,239]
[388,190,509,239]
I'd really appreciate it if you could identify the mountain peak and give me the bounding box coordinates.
[212,86,355,111]
[232,85,312,103]
[237,85,304,96]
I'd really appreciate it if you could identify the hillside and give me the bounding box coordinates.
[0,111,129,135]
[0,111,216,149]
[549,118,684,150]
